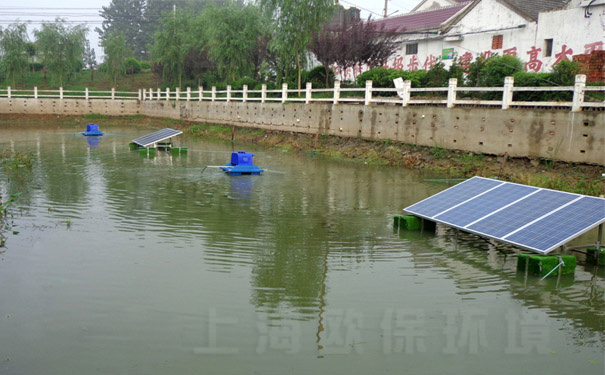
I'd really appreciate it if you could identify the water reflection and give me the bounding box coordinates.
[85,135,101,149]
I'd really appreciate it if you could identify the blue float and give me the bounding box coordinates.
[82,123,104,136]
[220,150,264,175]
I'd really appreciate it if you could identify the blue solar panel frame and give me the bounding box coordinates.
[403,176,605,254]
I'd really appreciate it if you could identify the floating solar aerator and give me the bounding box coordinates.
[220,150,264,175]
[403,176,605,255]
[82,123,103,136]
[132,128,182,148]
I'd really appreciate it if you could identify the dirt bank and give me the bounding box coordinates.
[2,113,603,196]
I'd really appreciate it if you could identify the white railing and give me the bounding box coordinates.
[1,75,603,112]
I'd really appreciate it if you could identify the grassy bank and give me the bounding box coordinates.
[1,113,603,196]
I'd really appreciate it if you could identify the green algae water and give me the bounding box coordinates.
[0,123,603,375]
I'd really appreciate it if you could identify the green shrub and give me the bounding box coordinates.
[231,77,258,90]
[125,58,141,75]
[28,62,44,72]
[140,61,151,70]
[357,67,404,87]
[512,72,568,101]
[306,65,334,88]
[481,55,524,87]
[551,60,581,86]
[425,61,449,87]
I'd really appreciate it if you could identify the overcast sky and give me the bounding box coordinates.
[0,0,421,60]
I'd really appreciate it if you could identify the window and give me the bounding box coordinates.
[405,43,418,55]
[544,39,553,57]
[492,35,503,49]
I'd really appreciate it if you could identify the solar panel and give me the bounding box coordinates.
[405,177,502,217]
[467,190,578,238]
[404,176,605,254]
[434,183,538,227]
[132,128,183,147]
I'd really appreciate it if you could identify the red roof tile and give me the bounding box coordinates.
[372,3,471,33]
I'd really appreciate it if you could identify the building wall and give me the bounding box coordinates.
[350,0,604,78]
[1,98,603,165]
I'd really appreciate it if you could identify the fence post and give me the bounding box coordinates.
[305,82,312,104]
[186,87,191,101]
[571,74,586,112]
[166,87,170,101]
[85,88,89,101]
[175,87,180,101]
[282,83,288,103]
[243,85,248,103]
[111,88,115,100]
[211,86,216,102]
[199,86,203,101]
[227,85,231,102]
[34,86,38,99]
[333,80,341,105]
[401,80,411,106]
[447,78,457,108]
[261,84,267,104]
[364,80,372,106]
[157,88,160,100]
[59,87,63,99]
[502,76,514,109]
[149,88,153,100]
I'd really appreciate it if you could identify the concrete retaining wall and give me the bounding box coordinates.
[1,98,603,165]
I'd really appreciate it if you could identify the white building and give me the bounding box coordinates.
[336,0,605,80]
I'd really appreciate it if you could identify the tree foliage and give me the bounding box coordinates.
[84,40,97,81]
[0,23,29,86]
[97,0,237,60]
[34,19,87,86]
[151,10,193,87]
[311,18,399,84]
[261,0,336,90]
[201,3,268,82]
[97,0,147,59]
[102,31,132,86]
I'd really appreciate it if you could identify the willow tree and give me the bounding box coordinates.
[102,31,131,86]
[151,10,193,88]
[35,19,87,86]
[201,2,269,82]
[0,23,29,87]
[260,0,335,90]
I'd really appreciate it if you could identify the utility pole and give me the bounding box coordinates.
[383,0,388,17]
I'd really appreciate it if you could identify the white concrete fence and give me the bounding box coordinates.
[1,74,603,112]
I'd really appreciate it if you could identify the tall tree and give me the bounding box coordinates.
[97,0,147,59]
[348,19,399,72]
[309,25,340,87]
[151,10,192,88]
[327,18,399,81]
[201,2,268,82]
[84,40,98,82]
[0,23,29,87]
[102,31,131,86]
[260,0,336,90]
[34,19,87,86]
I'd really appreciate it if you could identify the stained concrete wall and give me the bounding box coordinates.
[1,98,603,165]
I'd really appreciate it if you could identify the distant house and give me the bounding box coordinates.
[336,0,605,81]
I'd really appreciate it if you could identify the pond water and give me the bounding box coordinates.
[0,123,603,374]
